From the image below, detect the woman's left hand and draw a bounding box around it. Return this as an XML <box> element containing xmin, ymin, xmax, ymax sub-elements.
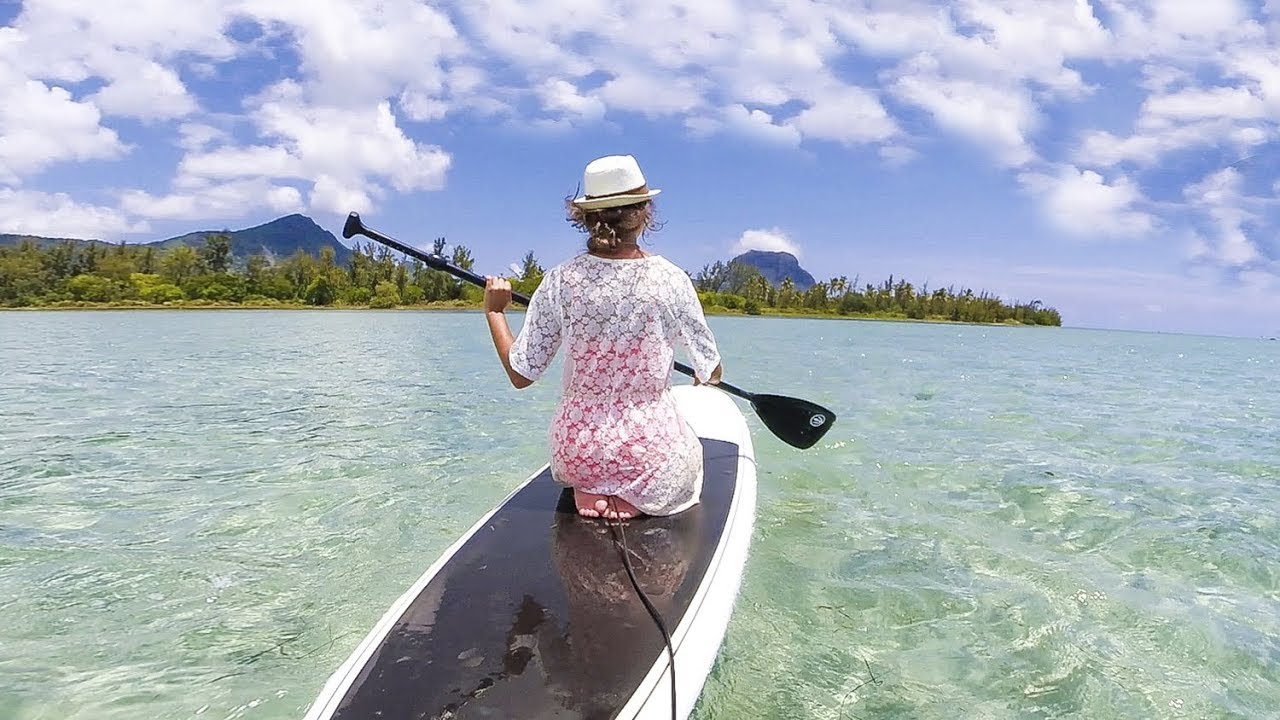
<box><xmin>484</xmin><ymin>276</ymin><xmax>513</xmax><ymax>313</ymax></box>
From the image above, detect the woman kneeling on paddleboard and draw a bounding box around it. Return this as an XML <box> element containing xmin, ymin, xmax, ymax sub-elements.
<box><xmin>483</xmin><ymin>154</ymin><xmax>724</xmax><ymax>521</ymax></box>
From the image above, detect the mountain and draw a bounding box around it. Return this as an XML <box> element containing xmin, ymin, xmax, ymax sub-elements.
<box><xmin>1</xmin><ymin>214</ymin><xmax>350</xmax><ymax>264</ymax></box>
<box><xmin>152</xmin><ymin>214</ymin><xmax>351</xmax><ymax>264</ymax></box>
<box><xmin>0</xmin><ymin>233</ymin><xmax>88</xmax><ymax>249</ymax></box>
<box><xmin>730</xmin><ymin>250</ymin><xmax>816</xmax><ymax>290</ymax></box>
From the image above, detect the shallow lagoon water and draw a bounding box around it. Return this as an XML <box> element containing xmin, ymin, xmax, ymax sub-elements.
<box><xmin>1</xmin><ymin>310</ymin><xmax>1277</xmax><ymax>719</ymax></box>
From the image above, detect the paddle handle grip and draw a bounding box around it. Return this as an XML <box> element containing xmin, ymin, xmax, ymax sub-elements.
<box><xmin>342</xmin><ymin>213</ymin><xmax>751</xmax><ymax>397</ymax></box>
<box><xmin>673</xmin><ymin>361</ymin><xmax>749</xmax><ymax>400</ymax></box>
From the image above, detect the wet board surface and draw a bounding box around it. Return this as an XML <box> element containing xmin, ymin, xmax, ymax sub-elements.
<box><xmin>326</xmin><ymin>438</ymin><xmax>742</xmax><ymax>720</ymax></box>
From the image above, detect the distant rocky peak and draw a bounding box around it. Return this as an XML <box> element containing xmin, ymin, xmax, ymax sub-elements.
<box><xmin>729</xmin><ymin>250</ymin><xmax>816</xmax><ymax>290</ymax></box>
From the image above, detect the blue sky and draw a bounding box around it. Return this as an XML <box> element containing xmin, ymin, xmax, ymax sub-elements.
<box><xmin>1</xmin><ymin>0</ymin><xmax>1278</xmax><ymax>337</ymax></box>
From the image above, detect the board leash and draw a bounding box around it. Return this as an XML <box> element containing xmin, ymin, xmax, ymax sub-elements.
<box><xmin>605</xmin><ymin>498</ymin><xmax>678</xmax><ymax>720</ymax></box>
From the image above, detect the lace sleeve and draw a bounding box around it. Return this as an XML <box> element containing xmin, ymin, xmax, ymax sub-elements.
<box><xmin>509</xmin><ymin>268</ymin><xmax>563</xmax><ymax>382</ymax></box>
<box><xmin>674</xmin><ymin>271</ymin><xmax>721</xmax><ymax>382</ymax></box>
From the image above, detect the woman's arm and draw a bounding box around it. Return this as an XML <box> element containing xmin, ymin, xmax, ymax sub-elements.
<box><xmin>674</xmin><ymin>274</ymin><xmax>723</xmax><ymax>384</ymax></box>
<box><xmin>485</xmin><ymin>277</ymin><xmax>534</xmax><ymax>389</ymax></box>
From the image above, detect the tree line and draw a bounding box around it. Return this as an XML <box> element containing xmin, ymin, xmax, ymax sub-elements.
<box><xmin>693</xmin><ymin>260</ymin><xmax>1062</xmax><ymax>326</ymax></box>
<box><xmin>0</xmin><ymin>233</ymin><xmax>1060</xmax><ymax>326</ymax></box>
<box><xmin>0</xmin><ymin>234</ymin><xmax>509</xmax><ymax>309</ymax></box>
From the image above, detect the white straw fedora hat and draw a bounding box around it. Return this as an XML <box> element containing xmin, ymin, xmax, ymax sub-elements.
<box><xmin>570</xmin><ymin>154</ymin><xmax>662</xmax><ymax>210</ymax></box>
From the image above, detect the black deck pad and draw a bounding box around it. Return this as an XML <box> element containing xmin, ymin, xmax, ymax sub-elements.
<box><xmin>329</xmin><ymin>438</ymin><xmax>742</xmax><ymax>720</ymax></box>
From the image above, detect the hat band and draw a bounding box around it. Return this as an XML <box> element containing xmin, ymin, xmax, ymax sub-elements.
<box><xmin>585</xmin><ymin>183</ymin><xmax>651</xmax><ymax>200</ymax></box>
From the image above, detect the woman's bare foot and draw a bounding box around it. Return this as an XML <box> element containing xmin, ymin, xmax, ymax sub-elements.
<box><xmin>602</xmin><ymin>496</ymin><xmax>642</xmax><ymax>521</ymax></box>
<box><xmin>574</xmin><ymin>489</ymin><xmax>608</xmax><ymax>518</ymax></box>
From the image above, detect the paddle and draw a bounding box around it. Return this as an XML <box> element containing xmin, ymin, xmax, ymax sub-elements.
<box><xmin>341</xmin><ymin>212</ymin><xmax>837</xmax><ymax>449</ymax></box>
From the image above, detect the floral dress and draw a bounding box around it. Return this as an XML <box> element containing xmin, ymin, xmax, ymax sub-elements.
<box><xmin>508</xmin><ymin>253</ymin><xmax>722</xmax><ymax>516</ymax></box>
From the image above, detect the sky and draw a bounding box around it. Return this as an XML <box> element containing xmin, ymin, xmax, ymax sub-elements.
<box><xmin>1</xmin><ymin>0</ymin><xmax>1278</xmax><ymax>337</ymax></box>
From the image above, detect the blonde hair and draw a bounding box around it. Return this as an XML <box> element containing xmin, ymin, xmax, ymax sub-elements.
<box><xmin>565</xmin><ymin>199</ymin><xmax>662</xmax><ymax>252</ymax></box>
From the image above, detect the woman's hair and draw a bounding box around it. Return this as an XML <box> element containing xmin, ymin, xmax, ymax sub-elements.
<box><xmin>565</xmin><ymin>199</ymin><xmax>663</xmax><ymax>253</ymax></box>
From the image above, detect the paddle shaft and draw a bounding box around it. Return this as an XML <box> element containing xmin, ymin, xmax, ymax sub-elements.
<box><xmin>343</xmin><ymin>214</ymin><xmax>754</xmax><ymax>401</ymax></box>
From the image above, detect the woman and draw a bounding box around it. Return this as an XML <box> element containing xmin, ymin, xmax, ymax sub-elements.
<box><xmin>483</xmin><ymin>154</ymin><xmax>723</xmax><ymax>520</ymax></box>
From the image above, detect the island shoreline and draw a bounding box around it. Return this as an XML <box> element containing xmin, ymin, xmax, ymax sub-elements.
<box><xmin>0</xmin><ymin>302</ymin><xmax>1058</xmax><ymax>328</ymax></box>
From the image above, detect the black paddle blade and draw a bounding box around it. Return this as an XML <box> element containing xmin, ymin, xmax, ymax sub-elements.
<box><xmin>749</xmin><ymin>394</ymin><xmax>836</xmax><ymax>449</ymax></box>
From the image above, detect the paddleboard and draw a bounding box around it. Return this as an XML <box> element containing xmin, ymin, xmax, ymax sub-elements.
<box><xmin>304</xmin><ymin>384</ymin><xmax>758</xmax><ymax>720</ymax></box>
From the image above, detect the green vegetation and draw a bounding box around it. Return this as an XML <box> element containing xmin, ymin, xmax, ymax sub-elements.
<box><xmin>0</xmin><ymin>234</ymin><xmax>489</xmax><ymax>310</ymax></box>
<box><xmin>0</xmin><ymin>233</ymin><xmax>1061</xmax><ymax>326</ymax></box>
<box><xmin>693</xmin><ymin>261</ymin><xmax>1062</xmax><ymax>326</ymax></box>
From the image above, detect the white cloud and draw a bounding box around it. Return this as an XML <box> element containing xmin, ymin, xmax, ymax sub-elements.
<box><xmin>1183</xmin><ymin>168</ymin><xmax>1263</xmax><ymax>267</ymax></box>
<box><xmin>121</xmin><ymin>179</ymin><xmax>304</xmax><ymax>221</ymax></box>
<box><xmin>0</xmin><ymin>0</ymin><xmax>232</xmax><ymax>125</ymax></box>
<box><xmin>399</xmin><ymin>65</ymin><xmax>511</xmax><ymax>122</ymax></box>
<box><xmin>453</xmin><ymin>0</ymin><xmax>601</xmax><ymax>75</ymax></box>
<box><xmin>1145</xmin><ymin>0</ymin><xmax>1251</xmax><ymax>40</ymax></box>
<box><xmin>1229</xmin><ymin>50</ymin><xmax>1280</xmax><ymax>117</ymax></box>
<box><xmin>0</xmin><ymin>189</ymin><xmax>148</xmax><ymax>239</ymax></box>
<box><xmin>1143</xmin><ymin>86</ymin><xmax>1267</xmax><ymax>121</ymax></box>
<box><xmin>89</xmin><ymin>59</ymin><xmax>197</xmax><ymax>121</ymax></box>
<box><xmin>1</xmin><ymin>0</ymin><xmax>461</xmax><ymax>217</ymax></box>
<box><xmin>1</xmin><ymin>0</ymin><xmax>1279</xmax><ymax>314</ymax></box>
<box><xmin>1076</xmin><ymin>119</ymin><xmax>1256</xmax><ymax>167</ymax></box>
<box><xmin>833</xmin><ymin>1</ymin><xmax>1108</xmax><ymax>97</ymax></box>
<box><xmin>448</xmin><ymin>0</ymin><xmax>904</xmax><ymax>151</ymax></box>
<box><xmin>177</xmin><ymin>123</ymin><xmax>231</xmax><ymax>152</ymax></box>
<box><xmin>891</xmin><ymin>63</ymin><xmax>1040</xmax><ymax>167</ymax></box>
<box><xmin>537</xmin><ymin>79</ymin><xmax>606</xmax><ymax>122</ymax></box>
<box><xmin>1019</xmin><ymin>165</ymin><xmax>1155</xmax><ymax>237</ymax></box>
<box><xmin>1100</xmin><ymin>0</ymin><xmax>1263</xmax><ymax>59</ymax></box>
<box><xmin>0</xmin><ymin>76</ymin><xmax>128</xmax><ymax>183</ymax></box>
<box><xmin>1138</xmin><ymin>64</ymin><xmax>1193</xmax><ymax>93</ymax></box>
<box><xmin>730</xmin><ymin>228</ymin><xmax>801</xmax><ymax>257</ymax></box>
<box><xmin>599</xmin><ymin>72</ymin><xmax>707</xmax><ymax>116</ymax></box>
<box><xmin>879</xmin><ymin>144</ymin><xmax>919</xmax><ymax>166</ymax></box>
<box><xmin>8</xmin><ymin>0</ymin><xmax>1255</xmax><ymax>207</ymax></box>
<box><xmin>151</xmin><ymin>83</ymin><xmax>451</xmax><ymax>218</ymax></box>
<box><xmin>725</xmin><ymin>106</ymin><xmax>803</xmax><ymax>146</ymax></box>
<box><xmin>252</xmin><ymin>87</ymin><xmax>451</xmax><ymax>194</ymax></box>
<box><xmin>240</xmin><ymin>0</ymin><xmax>465</xmax><ymax>109</ymax></box>
<box><xmin>179</xmin><ymin>146</ymin><xmax>301</xmax><ymax>181</ymax></box>
<box><xmin>787</xmin><ymin>85</ymin><xmax>899</xmax><ymax>145</ymax></box>
<box><xmin>309</xmin><ymin>176</ymin><xmax>374</xmax><ymax>215</ymax></box>
<box><xmin>6</xmin><ymin>0</ymin><xmax>236</xmax><ymax>66</ymax></box>
<box><xmin>688</xmin><ymin>105</ymin><xmax>802</xmax><ymax>146</ymax></box>
<box><xmin>398</xmin><ymin>93</ymin><xmax>451</xmax><ymax>123</ymax></box>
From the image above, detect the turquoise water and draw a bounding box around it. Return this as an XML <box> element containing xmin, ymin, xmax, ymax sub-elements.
<box><xmin>1</xmin><ymin>310</ymin><xmax>1277</xmax><ymax>719</ymax></box>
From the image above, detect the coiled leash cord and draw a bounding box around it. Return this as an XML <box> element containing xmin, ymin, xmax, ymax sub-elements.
<box><xmin>605</xmin><ymin>498</ymin><xmax>677</xmax><ymax>720</ymax></box>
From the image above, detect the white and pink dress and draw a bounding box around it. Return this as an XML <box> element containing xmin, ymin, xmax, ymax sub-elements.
<box><xmin>508</xmin><ymin>253</ymin><xmax>722</xmax><ymax>516</ymax></box>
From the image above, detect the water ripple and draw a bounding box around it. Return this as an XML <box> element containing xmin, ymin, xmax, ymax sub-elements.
<box><xmin>1</xmin><ymin>313</ymin><xmax>1277</xmax><ymax>718</ymax></box>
